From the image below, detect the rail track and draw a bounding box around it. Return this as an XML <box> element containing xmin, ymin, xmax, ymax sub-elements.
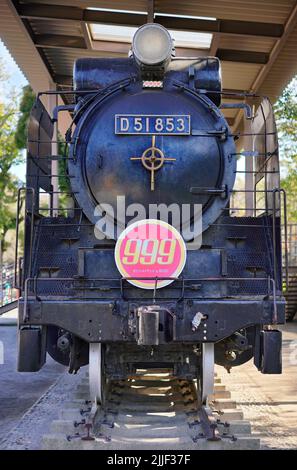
<box><xmin>42</xmin><ymin>369</ymin><xmax>260</xmax><ymax>450</ymax></box>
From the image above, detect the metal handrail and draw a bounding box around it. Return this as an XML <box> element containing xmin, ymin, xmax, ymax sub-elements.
<box><xmin>20</xmin><ymin>87</ymin><xmax>284</xmax><ymax>326</ymax></box>
<box><xmin>14</xmin><ymin>187</ymin><xmax>35</xmax><ymax>290</ymax></box>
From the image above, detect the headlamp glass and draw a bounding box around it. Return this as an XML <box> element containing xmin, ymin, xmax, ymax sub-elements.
<box><xmin>132</xmin><ymin>23</ymin><xmax>173</xmax><ymax>66</ymax></box>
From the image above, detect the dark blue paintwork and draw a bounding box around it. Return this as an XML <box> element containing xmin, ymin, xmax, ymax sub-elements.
<box><xmin>69</xmin><ymin>58</ymin><xmax>236</xmax><ymax>239</ymax></box>
<box><xmin>18</xmin><ymin>55</ymin><xmax>285</xmax><ymax>375</ymax></box>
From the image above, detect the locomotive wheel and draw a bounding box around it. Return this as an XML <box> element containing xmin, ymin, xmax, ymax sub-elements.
<box><xmin>89</xmin><ymin>343</ymin><xmax>108</xmax><ymax>408</ymax></box>
<box><xmin>196</xmin><ymin>343</ymin><xmax>215</xmax><ymax>406</ymax></box>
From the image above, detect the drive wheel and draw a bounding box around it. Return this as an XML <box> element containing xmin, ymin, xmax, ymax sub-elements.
<box><xmin>196</xmin><ymin>343</ymin><xmax>215</xmax><ymax>406</ymax></box>
<box><xmin>89</xmin><ymin>343</ymin><xmax>108</xmax><ymax>408</ymax></box>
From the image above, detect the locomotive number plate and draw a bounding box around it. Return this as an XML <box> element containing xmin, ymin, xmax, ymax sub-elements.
<box><xmin>115</xmin><ymin>114</ymin><xmax>191</xmax><ymax>135</ymax></box>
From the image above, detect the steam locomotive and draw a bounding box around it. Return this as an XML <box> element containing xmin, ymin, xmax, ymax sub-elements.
<box><xmin>17</xmin><ymin>23</ymin><xmax>285</xmax><ymax>406</ymax></box>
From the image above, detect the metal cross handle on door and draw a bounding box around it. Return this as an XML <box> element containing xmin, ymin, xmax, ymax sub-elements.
<box><xmin>130</xmin><ymin>135</ymin><xmax>176</xmax><ymax>190</ymax></box>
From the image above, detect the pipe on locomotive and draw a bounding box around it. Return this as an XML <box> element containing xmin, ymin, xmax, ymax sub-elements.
<box><xmin>131</xmin><ymin>23</ymin><xmax>175</xmax><ymax>78</ymax></box>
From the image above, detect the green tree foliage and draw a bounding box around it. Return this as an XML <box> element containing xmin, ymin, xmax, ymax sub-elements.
<box><xmin>13</xmin><ymin>85</ymin><xmax>71</xmax><ymax>207</ymax></box>
<box><xmin>274</xmin><ymin>77</ymin><xmax>297</xmax><ymax>222</ymax></box>
<box><xmin>0</xmin><ymin>58</ymin><xmax>25</xmax><ymax>265</ymax></box>
<box><xmin>12</xmin><ymin>85</ymin><xmax>70</xmax><ymax>213</ymax></box>
<box><xmin>14</xmin><ymin>85</ymin><xmax>35</xmax><ymax>150</ymax></box>
<box><xmin>58</xmin><ymin>134</ymin><xmax>71</xmax><ymax>194</ymax></box>
<box><xmin>0</xmin><ymin>94</ymin><xmax>21</xmax><ymax>258</ymax></box>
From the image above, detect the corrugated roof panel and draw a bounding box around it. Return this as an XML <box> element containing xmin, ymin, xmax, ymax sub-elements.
<box><xmin>20</xmin><ymin>0</ymin><xmax>295</xmax><ymax>23</ymax></box>
<box><xmin>30</xmin><ymin>18</ymin><xmax>84</xmax><ymax>36</ymax></box>
<box><xmin>221</xmin><ymin>62</ymin><xmax>262</xmax><ymax>90</ymax></box>
<box><xmin>156</xmin><ymin>0</ymin><xmax>295</xmax><ymax>23</ymax></box>
<box><xmin>44</xmin><ymin>47</ymin><xmax>126</xmax><ymax>75</ymax></box>
<box><xmin>259</xmin><ymin>22</ymin><xmax>297</xmax><ymax>101</ymax></box>
<box><xmin>218</xmin><ymin>35</ymin><xmax>276</xmax><ymax>53</ymax></box>
<box><xmin>21</xmin><ymin>0</ymin><xmax>148</xmax><ymax>12</ymax></box>
<box><xmin>0</xmin><ymin>0</ymin><xmax>52</xmax><ymax>91</ymax></box>
<box><xmin>1</xmin><ymin>0</ymin><xmax>297</xmax><ymax>107</ymax></box>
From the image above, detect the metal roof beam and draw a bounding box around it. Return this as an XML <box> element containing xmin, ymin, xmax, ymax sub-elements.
<box><xmin>252</xmin><ymin>2</ymin><xmax>297</xmax><ymax>92</ymax></box>
<box><xmin>17</xmin><ymin>3</ymin><xmax>284</xmax><ymax>38</ymax></box>
<box><xmin>209</xmin><ymin>33</ymin><xmax>220</xmax><ymax>56</ymax></box>
<box><xmin>232</xmin><ymin>1</ymin><xmax>297</xmax><ymax>133</ymax></box>
<box><xmin>54</xmin><ymin>74</ymin><xmax>73</xmax><ymax>86</ymax></box>
<box><xmin>147</xmin><ymin>0</ymin><xmax>154</xmax><ymax>23</ymax></box>
<box><xmin>34</xmin><ymin>34</ymin><xmax>87</xmax><ymax>49</ymax></box>
<box><xmin>81</xmin><ymin>21</ymin><xmax>93</xmax><ymax>50</ymax></box>
<box><xmin>226</xmin><ymin>117</ymin><xmax>235</xmax><ymax>126</ymax></box>
<box><xmin>33</xmin><ymin>34</ymin><xmax>269</xmax><ymax>64</ymax></box>
<box><xmin>216</xmin><ymin>49</ymin><xmax>269</xmax><ymax>64</ymax></box>
<box><xmin>18</xmin><ymin>4</ymin><xmax>146</xmax><ymax>24</ymax></box>
<box><xmin>159</xmin><ymin>16</ymin><xmax>283</xmax><ymax>38</ymax></box>
<box><xmin>92</xmin><ymin>40</ymin><xmax>130</xmax><ymax>54</ymax></box>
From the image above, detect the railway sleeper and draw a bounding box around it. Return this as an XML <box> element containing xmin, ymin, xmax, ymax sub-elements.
<box><xmin>42</xmin><ymin>370</ymin><xmax>259</xmax><ymax>450</ymax></box>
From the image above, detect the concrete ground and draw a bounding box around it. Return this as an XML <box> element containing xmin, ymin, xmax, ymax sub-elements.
<box><xmin>0</xmin><ymin>309</ymin><xmax>65</xmax><ymax>446</ymax></box>
<box><xmin>217</xmin><ymin>320</ymin><xmax>297</xmax><ymax>449</ymax></box>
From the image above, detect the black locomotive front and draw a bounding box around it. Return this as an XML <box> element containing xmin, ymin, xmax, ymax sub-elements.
<box><xmin>17</xmin><ymin>24</ymin><xmax>285</xmax><ymax>405</ymax></box>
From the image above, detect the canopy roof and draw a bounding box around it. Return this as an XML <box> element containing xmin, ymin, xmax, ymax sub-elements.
<box><xmin>1</xmin><ymin>0</ymin><xmax>297</xmax><ymax>129</ymax></box>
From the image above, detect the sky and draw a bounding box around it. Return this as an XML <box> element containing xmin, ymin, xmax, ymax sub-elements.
<box><xmin>0</xmin><ymin>40</ymin><xmax>27</xmax><ymax>89</ymax></box>
<box><xmin>0</xmin><ymin>40</ymin><xmax>27</xmax><ymax>182</ymax></box>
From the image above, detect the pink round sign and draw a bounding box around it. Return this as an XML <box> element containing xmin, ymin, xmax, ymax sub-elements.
<box><xmin>114</xmin><ymin>219</ymin><xmax>187</xmax><ymax>289</ymax></box>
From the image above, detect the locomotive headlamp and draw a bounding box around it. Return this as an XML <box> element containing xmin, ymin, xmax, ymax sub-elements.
<box><xmin>132</xmin><ymin>23</ymin><xmax>173</xmax><ymax>69</ymax></box>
